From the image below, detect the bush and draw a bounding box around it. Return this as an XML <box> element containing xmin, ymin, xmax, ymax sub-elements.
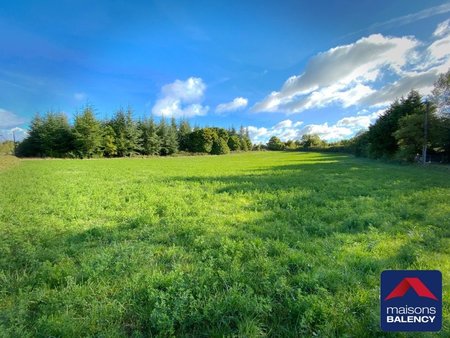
<box><xmin>211</xmin><ymin>138</ymin><xmax>230</xmax><ymax>155</ymax></box>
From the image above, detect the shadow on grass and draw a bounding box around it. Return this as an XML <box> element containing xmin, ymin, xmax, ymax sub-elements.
<box><xmin>3</xmin><ymin>154</ymin><xmax>449</xmax><ymax>336</ymax></box>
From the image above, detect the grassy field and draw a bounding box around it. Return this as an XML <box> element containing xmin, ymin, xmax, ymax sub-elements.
<box><xmin>0</xmin><ymin>152</ymin><xmax>449</xmax><ymax>337</ymax></box>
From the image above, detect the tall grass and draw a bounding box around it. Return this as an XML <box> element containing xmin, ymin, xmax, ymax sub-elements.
<box><xmin>0</xmin><ymin>152</ymin><xmax>449</xmax><ymax>336</ymax></box>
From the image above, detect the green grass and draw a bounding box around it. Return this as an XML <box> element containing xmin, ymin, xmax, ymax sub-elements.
<box><xmin>0</xmin><ymin>152</ymin><xmax>449</xmax><ymax>337</ymax></box>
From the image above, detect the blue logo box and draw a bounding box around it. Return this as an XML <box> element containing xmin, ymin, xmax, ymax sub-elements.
<box><xmin>380</xmin><ymin>270</ymin><xmax>442</xmax><ymax>332</ymax></box>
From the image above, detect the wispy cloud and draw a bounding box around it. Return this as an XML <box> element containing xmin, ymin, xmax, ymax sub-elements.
<box><xmin>433</xmin><ymin>19</ymin><xmax>450</xmax><ymax>37</ymax></box>
<box><xmin>215</xmin><ymin>97</ymin><xmax>248</xmax><ymax>114</ymax></box>
<box><xmin>340</xmin><ymin>3</ymin><xmax>450</xmax><ymax>41</ymax></box>
<box><xmin>369</xmin><ymin>3</ymin><xmax>450</xmax><ymax>32</ymax></box>
<box><xmin>74</xmin><ymin>92</ymin><xmax>87</xmax><ymax>101</ymax></box>
<box><xmin>152</xmin><ymin>77</ymin><xmax>209</xmax><ymax>118</ymax></box>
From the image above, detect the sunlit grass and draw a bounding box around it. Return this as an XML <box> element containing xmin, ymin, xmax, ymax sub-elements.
<box><xmin>0</xmin><ymin>152</ymin><xmax>449</xmax><ymax>336</ymax></box>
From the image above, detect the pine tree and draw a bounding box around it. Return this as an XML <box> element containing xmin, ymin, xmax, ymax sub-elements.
<box><xmin>238</xmin><ymin>125</ymin><xmax>252</xmax><ymax>151</ymax></box>
<box><xmin>139</xmin><ymin>117</ymin><xmax>161</xmax><ymax>155</ymax></box>
<box><xmin>73</xmin><ymin>105</ymin><xmax>101</xmax><ymax>158</ymax></box>
<box><xmin>102</xmin><ymin>124</ymin><xmax>117</xmax><ymax>157</ymax></box>
<box><xmin>177</xmin><ymin>119</ymin><xmax>191</xmax><ymax>151</ymax></box>
<box><xmin>39</xmin><ymin>112</ymin><xmax>74</xmax><ymax>157</ymax></box>
<box><xmin>228</xmin><ymin>135</ymin><xmax>241</xmax><ymax>151</ymax></box>
<box><xmin>158</xmin><ymin>117</ymin><xmax>178</xmax><ymax>155</ymax></box>
<box><xmin>167</xmin><ymin>117</ymin><xmax>179</xmax><ymax>154</ymax></box>
<box><xmin>109</xmin><ymin>109</ymin><xmax>127</xmax><ymax>157</ymax></box>
<box><xmin>109</xmin><ymin>108</ymin><xmax>142</xmax><ymax>156</ymax></box>
<box><xmin>16</xmin><ymin>114</ymin><xmax>45</xmax><ymax>157</ymax></box>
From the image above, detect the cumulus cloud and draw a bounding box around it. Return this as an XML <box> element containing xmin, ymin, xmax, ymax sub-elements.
<box><xmin>361</xmin><ymin>70</ymin><xmax>438</xmax><ymax>106</ymax></box>
<box><xmin>152</xmin><ymin>77</ymin><xmax>209</xmax><ymax>118</ymax></box>
<box><xmin>215</xmin><ymin>97</ymin><xmax>248</xmax><ymax>114</ymax></box>
<box><xmin>252</xmin><ymin>34</ymin><xmax>418</xmax><ymax>114</ymax></box>
<box><xmin>0</xmin><ymin>109</ymin><xmax>27</xmax><ymax>128</ymax></box>
<box><xmin>248</xmin><ymin>110</ymin><xmax>384</xmax><ymax>143</ymax></box>
<box><xmin>299</xmin><ymin>123</ymin><xmax>354</xmax><ymax>140</ymax></box>
<box><xmin>247</xmin><ymin>119</ymin><xmax>303</xmax><ymax>144</ymax></box>
<box><xmin>336</xmin><ymin>110</ymin><xmax>383</xmax><ymax>129</ymax></box>
<box><xmin>253</xmin><ymin>20</ymin><xmax>450</xmax><ymax>114</ymax></box>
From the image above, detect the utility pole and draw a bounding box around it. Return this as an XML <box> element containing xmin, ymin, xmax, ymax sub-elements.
<box><xmin>12</xmin><ymin>130</ymin><xmax>17</xmax><ymax>155</ymax></box>
<box><xmin>422</xmin><ymin>100</ymin><xmax>429</xmax><ymax>165</ymax></box>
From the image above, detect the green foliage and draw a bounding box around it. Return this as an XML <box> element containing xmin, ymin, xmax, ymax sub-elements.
<box><xmin>300</xmin><ymin>134</ymin><xmax>325</xmax><ymax>149</ymax></box>
<box><xmin>73</xmin><ymin>105</ymin><xmax>102</xmax><ymax>158</ymax></box>
<box><xmin>188</xmin><ymin>128</ymin><xmax>217</xmax><ymax>153</ymax></box>
<box><xmin>101</xmin><ymin>125</ymin><xmax>117</xmax><ymax>157</ymax></box>
<box><xmin>211</xmin><ymin>137</ymin><xmax>230</xmax><ymax>155</ymax></box>
<box><xmin>320</xmin><ymin>80</ymin><xmax>450</xmax><ymax>163</ymax></box>
<box><xmin>267</xmin><ymin>136</ymin><xmax>285</xmax><ymax>150</ymax></box>
<box><xmin>368</xmin><ymin>91</ymin><xmax>423</xmax><ymax>159</ymax></box>
<box><xmin>284</xmin><ymin>139</ymin><xmax>298</xmax><ymax>150</ymax></box>
<box><xmin>350</xmin><ymin>130</ymin><xmax>370</xmax><ymax>157</ymax></box>
<box><xmin>108</xmin><ymin>108</ymin><xmax>142</xmax><ymax>157</ymax></box>
<box><xmin>240</xmin><ymin>136</ymin><xmax>252</xmax><ymax>151</ymax></box>
<box><xmin>239</xmin><ymin>126</ymin><xmax>252</xmax><ymax>151</ymax></box>
<box><xmin>138</xmin><ymin>117</ymin><xmax>161</xmax><ymax>156</ymax></box>
<box><xmin>177</xmin><ymin>119</ymin><xmax>192</xmax><ymax>151</ymax></box>
<box><xmin>16</xmin><ymin>112</ymin><xmax>73</xmax><ymax>157</ymax></box>
<box><xmin>157</xmin><ymin>118</ymin><xmax>178</xmax><ymax>156</ymax></box>
<box><xmin>1</xmin><ymin>152</ymin><xmax>449</xmax><ymax>336</ymax></box>
<box><xmin>434</xmin><ymin>115</ymin><xmax>450</xmax><ymax>160</ymax></box>
<box><xmin>393</xmin><ymin>110</ymin><xmax>428</xmax><ymax>161</ymax></box>
<box><xmin>16</xmin><ymin>107</ymin><xmax>253</xmax><ymax>158</ymax></box>
<box><xmin>432</xmin><ymin>70</ymin><xmax>450</xmax><ymax>161</ymax></box>
<box><xmin>227</xmin><ymin>135</ymin><xmax>241</xmax><ymax>151</ymax></box>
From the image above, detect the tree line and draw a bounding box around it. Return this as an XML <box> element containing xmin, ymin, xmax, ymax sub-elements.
<box><xmin>267</xmin><ymin>70</ymin><xmax>450</xmax><ymax>163</ymax></box>
<box><xmin>16</xmin><ymin>108</ymin><xmax>253</xmax><ymax>158</ymax></box>
<box><xmin>11</xmin><ymin>69</ymin><xmax>450</xmax><ymax>161</ymax></box>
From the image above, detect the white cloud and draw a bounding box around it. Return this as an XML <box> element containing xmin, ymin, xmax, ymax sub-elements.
<box><xmin>361</xmin><ymin>70</ymin><xmax>438</xmax><ymax>106</ymax></box>
<box><xmin>248</xmin><ymin>110</ymin><xmax>384</xmax><ymax>143</ymax></box>
<box><xmin>215</xmin><ymin>97</ymin><xmax>248</xmax><ymax>114</ymax></box>
<box><xmin>336</xmin><ymin>110</ymin><xmax>382</xmax><ymax>129</ymax></box>
<box><xmin>300</xmin><ymin>123</ymin><xmax>354</xmax><ymax>140</ymax></box>
<box><xmin>152</xmin><ymin>77</ymin><xmax>209</xmax><ymax>118</ymax></box>
<box><xmin>0</xmin><ymin>109</ymin><xmax>27</xmax><ymax>128</ymax></box>
<box><xmin>0</xmin><ymin>127</ymin><xmax>28</xmax><ymax>141</ymax></box>
<box><xmin>252</xmin><ymin>34</ymin><xmax>418</xmax><ymax>114</ymax></box>
<box><xmin>433</xmin><ymin>19</ymin><xmax>450</xmax><ymax>37</ymax></box>
<box><xmin>253</xmin><ymin>21</ymin><xmax>450</xmax><ymax>115</ymax></box>
<box><xmin>248</xmin><ymin>119</ymin><xmax>302</xmax><ymax>143</ymax></box>
<box><xmin>428</xmin><ymin>34</ymin><xmax>450</xmax><ymax>63</ymax></box>
<box><xmin>369</xmin><ymin>3</ymin><xmax>450</xmax><ymax>32</ymax></box>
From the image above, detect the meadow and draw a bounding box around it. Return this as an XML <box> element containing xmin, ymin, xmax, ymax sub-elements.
<box><xmin>0</xmin><ymin>152</ymin><xmax>449</xmax><ymax>337</ymax></box>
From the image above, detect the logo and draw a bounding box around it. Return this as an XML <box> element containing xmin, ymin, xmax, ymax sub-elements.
<box><xmin>381</xmin><ymin>270</ymin><xmax>442</xmax><ymax>332</ymax></box>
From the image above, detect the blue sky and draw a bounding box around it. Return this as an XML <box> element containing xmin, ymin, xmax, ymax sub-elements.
<box><xmin>1</xmin><ymin>0</ymin><xmax>450</xmax><ymax>142</ymax></box>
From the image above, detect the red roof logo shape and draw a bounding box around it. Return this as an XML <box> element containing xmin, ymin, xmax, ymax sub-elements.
<box><xmin>385</xmin><ymin>277</ymin><xmax>438</xmax><ymax>301</ymax></box>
